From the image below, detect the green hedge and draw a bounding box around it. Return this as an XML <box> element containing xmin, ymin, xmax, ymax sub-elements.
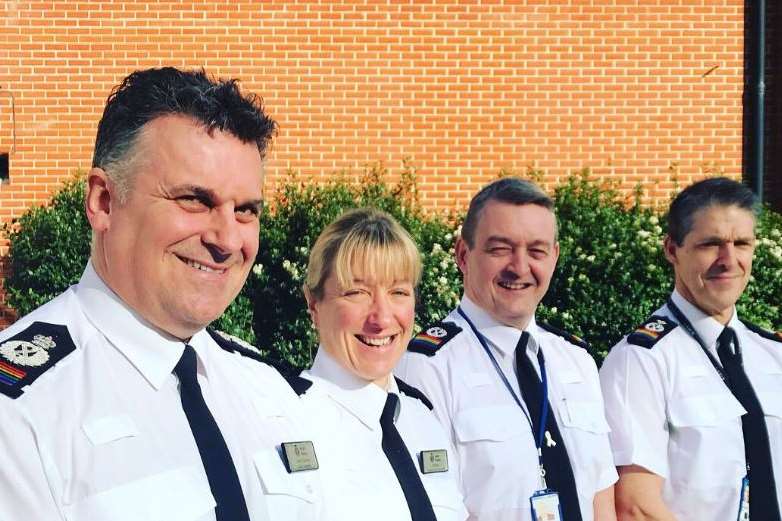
<box><xmin>4</xmin><ymin>169</ymin><xmax>781</xmax><ymax>369</ymax></box>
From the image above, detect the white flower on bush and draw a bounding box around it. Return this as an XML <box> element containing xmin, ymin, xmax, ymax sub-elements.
<box><xmin>649</xmin><ymin>215</ymin><xmax>659</xmax><ymax>225</ymax></box>
<box><xmin>586</xmin><ymin>255</ymin><xmax>595</xmax><ymax>263</ymax></box>
<box><xmin>282</xmin><ymin>259</ymin><xmax>303</xmax><ymax>281</ymax></box>
<box><xmin>637</xmin><ymin>230</ymin><xmax>651</xmax><ymax>239</ymax></box>
<box><xmin>252</xmin><ymin>264</ymin><xmax>264</xmax><ymax>277</ymax></box>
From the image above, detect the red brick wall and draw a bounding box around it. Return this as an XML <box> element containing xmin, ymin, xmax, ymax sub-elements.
<box><xmin>0</xmin><ymin>0</ymin><xmax>745</xmax><ymax>323</ymax></box>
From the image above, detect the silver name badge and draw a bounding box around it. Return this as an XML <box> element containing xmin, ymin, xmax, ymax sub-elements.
<box><xmin>419</xmin><ymin>449</ymin><xmax>449</xmax><ymax>474</ymax></box>
<box><xmin>281</xmin><ymin>441</ymin><xmax>319</xmax><ymax>473</ymax></box>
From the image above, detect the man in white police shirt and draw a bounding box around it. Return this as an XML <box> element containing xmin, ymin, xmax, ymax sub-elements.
<box><xmin>0</xmin><ymin>68</ymin><xmax>323</xmax><ymax>521</ymax></box>
<box><xmin>600</xmin><ymin>177</ymin><xmax>782</xmax><ymax>521</ymax></box>
<box><xmin>396</xmin><ymin>177</ymin><xmax>617</xmax><ymax>521</ymax></box>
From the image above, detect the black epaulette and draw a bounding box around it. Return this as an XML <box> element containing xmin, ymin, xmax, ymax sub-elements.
<box><xmin>742</xmin><ymin>320</ymin><xmax>782</xmax><ymax>344</ymax></box>
<box><xmin>207</xmin><ymin>328</ymin><xmax>264</xmax><ymax>362</ymax></box>
<box><xmin>407</xmin><ymin>321</ymin><xmax>462</xmax><ymax>357</ymax></box>
<box><xmin>207</xmin><ymin>328</ymin><xmax>312</xmax><ymax>395</ymax></box>
<box><xmin>538</xmin><ymin>321</ymin><xmax>590</xmax><ymax>350</ymax></box>
<box><xmin>395</xmin><ymin>376</ymin><xmax>433</xmax><ymax>410</ymax></box>
<box><xmin>626</xmin><ymin>315</ymin><xmax>678</xmax><ymax>349</ymax></box>
<box><xmin>0</xmin><ymin>322</ymin><xmax>76</xmax><ymax>399</ymax></box>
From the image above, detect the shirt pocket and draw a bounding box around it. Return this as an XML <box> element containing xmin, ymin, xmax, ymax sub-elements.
<box><xmin>253</xmin><ymin>448</ymin><xmax>318</xmax><ymax>519</ymax></box>
<box><xmin>453</xmin><ymin>406</ymin><xmax>525</xmax><ymax>443</ymax></box>
<box><xmin>63</xmin><ymin>466</ymin><xmax>215</xmax><ymax>521</ymax></box>
<box><xmin>668</xmin><ymin>394</ymin><xmax>746</xmax><ymax>427</ymax></box>
<box><xmin>559</xmin><ymin>399</ymin><xmax>611</xmax><ymax>434</ymax></box>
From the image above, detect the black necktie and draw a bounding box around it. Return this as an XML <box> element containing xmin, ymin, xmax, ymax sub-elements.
<box><xmin>515</xmin><ymin>332</ymin><xmax>583</xmax><ymax>521</ymax></box>
<box><xmin>379</xmin><ymin>393</ymin><xmax>437</xmax><ymax>521</ymax></box>
<box><xmin>174</xmin><ymin>345</ymin><xmax>251</xmax><ymax>521</ymax></box>
<box><xmin>717</xmin><ymin>327</ymin><xmax>781</xmax><ymax>521</ymax></box>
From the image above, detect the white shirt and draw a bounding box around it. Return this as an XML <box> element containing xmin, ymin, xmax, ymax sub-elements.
<box><xmin>301</xmin><ymin>348</ymin><xmax>467</xmax><ymax>521</ymax></box>
<box><xmin>395</xmin><ymin>296</ymin><xmax>617</xmax><ymax>521</ymax></box>
<box><xmin>0</xmin><ymin>263</ymin><xmax>323</xmax><ymax>521</ymax></box>
<box><xmin>599</xmin><ymin>290</ymin><xmax>782</xmax><ymax>520</ymax></box>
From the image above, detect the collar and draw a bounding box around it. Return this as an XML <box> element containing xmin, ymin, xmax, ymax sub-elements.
<box><xmin>304</xmin><ymin>348</ymin><xmax>398</xmax><ymax>431</ymax></box>
<box><xmin>75</xmin><ymin>261</ymin><xmax>198</xmax><ymax>390</ymax></box>
<box><xmin>458</xmin><ymin>295</ymin><xmax>540</xmax><ymax>359</ymax></box>
<box><xmin>670</xmin><ymin>289</ymin><xmax>741</xmax><ymax>352</ymax></box>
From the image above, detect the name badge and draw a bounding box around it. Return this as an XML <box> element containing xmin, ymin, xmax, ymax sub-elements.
<box><xmin>280</xmin><ymin>441</ymin><xmax>319</xmax><ymax>473</ymax></box>
<box><xmin>530</xmin><ymin>489</ymin><xmax>563</xmax><ymax>521</ymax></box>
<box><xmin>419</xmin><ymin>449</ymin><xmax>448</xmax><ymax>474</ymax></box>
<box><xmin>737</xmin><ymin>475</ymin><xmax>749</xmax><ymax>521</ymax></box>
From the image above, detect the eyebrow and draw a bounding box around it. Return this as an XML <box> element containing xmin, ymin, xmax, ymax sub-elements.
<box><xmin>485</xmin><ymin>236</ymin><xmax>553</xmax><ymax>248</ymax></box>
<box><xmin>698</xmin><ymin>234</ymin><xmax>756</xmax><ymax>244</ymax></box>
<box><xmin>173</xmin><ymin>184</ymin><xmax>263</xmax><ymax>212</ymax></box>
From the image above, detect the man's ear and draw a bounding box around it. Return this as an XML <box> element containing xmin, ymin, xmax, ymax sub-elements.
<box><xmin>663</xmin><ymin>235</ymin><xmax>678</xmax><ymax>266</ymax></box>
<box><xmin>85</xmin><ymin>168</ymin><xmax>113</xmax><ymax>232</ymax></box>
<box><xmin>454</xmin><ymin>237</ymin><xmax>470</xmax><ymax>274</ymax></box>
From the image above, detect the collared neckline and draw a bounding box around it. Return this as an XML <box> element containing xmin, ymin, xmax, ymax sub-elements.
<box><xmin>304</xmin><ymin>348</ymin><xmax>399</xmax><ymax>431</ymax></box>
<box><xmin>75</xmin><ymin>261</ymin><xmax>197</xmax><ymax>391</ymax></box>
<box><xmin>458</xmin><ymin>295</ymin><xmax>540</xmax><ymax>358</ymax></box>
<box><xmin>670</xmin><ymin>289</ymin><xmax>741</xmax><ymax>354</ymax></box>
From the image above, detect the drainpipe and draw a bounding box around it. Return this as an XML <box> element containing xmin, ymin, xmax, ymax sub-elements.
<box><xmin>744</xmin><ymin>0</ymin><xmax>765</xmax><ymax>203</ymax></box>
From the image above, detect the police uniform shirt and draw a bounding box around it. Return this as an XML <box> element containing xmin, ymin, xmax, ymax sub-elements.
<box><xmin>599</xmin><ymin>289</ymin><xmax>782</xmax><ymax>519</ymax></box>
<box><xmin>395</xmin><ymin>296</ymin><xmax>617</xmax><ymax>521</ymax></box>
<box><xmin>300</xmin><ymin>348</ymin><xmax>468</xmax><ymax>521</ymax></box>
<box><xmin>0</xmin><ymin>262</ymin><xmax>323</xmax><ymax>521</ymax></box>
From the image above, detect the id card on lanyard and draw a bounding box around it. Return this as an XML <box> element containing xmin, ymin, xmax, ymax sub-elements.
<box><xmin>457</xmin><ymin>306</ymin><xmax>562</xmax><ymax>516</ymax></box>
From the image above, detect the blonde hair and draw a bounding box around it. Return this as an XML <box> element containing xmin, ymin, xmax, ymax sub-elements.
<box><xmin>304</xmin><ymin>208</ymin><xmax>422</xmax><ymax>300</ymax></box>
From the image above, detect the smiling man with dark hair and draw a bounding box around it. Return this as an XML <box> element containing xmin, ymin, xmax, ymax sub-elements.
<box><xmin>600</xmin><ymin>176</ymin><xmax>782</xmax><ymax>521</ymax></box>
<box><xmin>397</xmin><ymin>177</ymin><xmax>617</xmax><ymax>521</ymax></box>
<box><xmin>0</xmin><ymin>68</ymin><xmax>323</xmax><ymax>521</ymax></box>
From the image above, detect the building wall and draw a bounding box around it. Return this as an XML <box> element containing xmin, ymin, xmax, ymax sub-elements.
<box><xmin>0</xmin><ymin>0</ymin><xmax>745</xmax><ymax>323</ymax></box>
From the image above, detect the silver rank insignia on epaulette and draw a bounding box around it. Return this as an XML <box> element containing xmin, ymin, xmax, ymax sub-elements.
<box><xmin>213</xmin><ymin>330</ymin><xmax>263</xmax><ymax>356</ymax></box>
<box><xmin>0</xmin><ymin>334</ymin><xmax>57</xmax><ymax>367</ymax></box>
<box><xmin>0</xmin><ymin>322</ymin><xmax>77</xmax><ymax>399</ymax></box>
<box><xmin>627</xmin><ymin>315</ymin><xmax>677</xmax><ymax>349</ymax></box>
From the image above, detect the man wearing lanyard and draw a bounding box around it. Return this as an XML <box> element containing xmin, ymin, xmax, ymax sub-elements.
<box><xmin>396</xmin><ymin>177</ymin><xmax>618</xmax><ymax>521</ymax></box>
<box><xmin>600</xmin><ymin>177</ymin><xmax>782</xmax><ymax>520</ymax></box>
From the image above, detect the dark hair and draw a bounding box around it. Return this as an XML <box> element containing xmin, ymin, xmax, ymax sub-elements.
<box><xmin>667</xmin><ymin>177</ymin><xmax>758</xmax><ymax>245</ymax></box>
<box><xmin>92</xmin><ymin>67</ymin><xmax>277</xmax><ymax>197</ymax></box>
<box><xmin>461</xmin><ymin>177</ymin><xmax>555</xmax><ymax>248</ymax></box>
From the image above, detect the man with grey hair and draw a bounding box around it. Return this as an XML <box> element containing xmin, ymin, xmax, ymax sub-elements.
<box><xmin>396</xmin><ymin>177</ymin><xmax>617</xmax><ymax>521</ymax></box>
<box><xmin>600</xmin><ymin>177</ymin><xmax>782</xmax><ymax>520</ymax></box>
<box><xmin>0</xmin><ymin>68</ymin><xmax>323</xmax><ymax>520</ymax></box>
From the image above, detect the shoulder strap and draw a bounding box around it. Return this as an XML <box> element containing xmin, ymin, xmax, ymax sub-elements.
<box><xmin>0</xmin><ymin>322</ymin><xmax>77</xmax><ymax>399</ymax></box>
<box><xmin>741</xmin><ymin>320</ymin><xmax>782</xmax><ymax>344</ymax></box>
<box><xmin>395</xmin><ymin>376</ymin><xmax>433</xmax><ymax>410</ymax></box>
<box><xmin>407</xmin><ymin>321</ymin><xmax>462</xmax><ymax>357</ymax></box>
<box><xmin>626</xmin><ymin>315</ymin><xmax>678</xmax><ymax>349</ymax></box>
<box><xmin>206</xmin><ymin>328</ymin><xmax>312</xmax><ymax>395</ymax></box>
<box><xmin>537</xmin><ymin>321</ymin><xmax>590</xmax><ymax>350</ymax></box>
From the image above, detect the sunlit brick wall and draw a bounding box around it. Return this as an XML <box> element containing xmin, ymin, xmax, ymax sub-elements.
<box><xmin>0</xmin><ymin>0</ymin><xmax>745</xmax><ymax>325</ymax></box>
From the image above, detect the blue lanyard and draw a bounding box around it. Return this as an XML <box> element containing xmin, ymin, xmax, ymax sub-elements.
<box><xmin>457</xmin><ymin>306</ymin><xmax>550</xmax><ymax>457</ymax></box>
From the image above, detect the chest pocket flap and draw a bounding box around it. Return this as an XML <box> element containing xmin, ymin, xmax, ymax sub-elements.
<box><xmin>63</xmin><ymin>466</ymin><xmax>215</xmax><ymax>521</ymax></box>
<box><xmin>559</xmin><ymin>399</ymin><xmax>611</xmax><ymax>433</ymax></box>
<box><xmin>253</xmin><ymin>449</ymin><xmax>317</xmax><ymax>503</ymax></box>
<box><xmin>454</xmin><ymin>406</ymin><xmax>525</xmax><ymax>443</ymax></box>
<box><xmin>669</xmin><ymin>394</ymin><xmax>746</xmax><ymax>427</ymax></box>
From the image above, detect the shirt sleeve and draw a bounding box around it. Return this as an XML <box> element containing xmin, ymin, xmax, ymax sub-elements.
<box><xmin>0</xmin><ymin>399</ymin><xmax>64</xmax><ymax>521</ymax></box>
<box><xmin>599</xmin><ymin>341</ymin><xmax>671</xmax><ymax>479</ymax></box>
